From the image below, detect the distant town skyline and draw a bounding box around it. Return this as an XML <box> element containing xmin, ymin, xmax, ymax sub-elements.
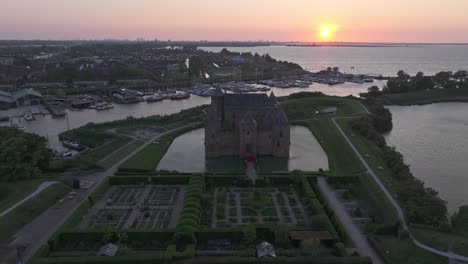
<box><xmin>2</xmin><ymin>0</ymin><xmax>468</xmax><ymax>43</ymax></box>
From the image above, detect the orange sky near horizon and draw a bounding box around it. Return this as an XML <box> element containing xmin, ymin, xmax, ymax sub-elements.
<box><xmin>1</xmin><ymin>0</ymin><xmax>468</xmax><ymax>42</ymax></box>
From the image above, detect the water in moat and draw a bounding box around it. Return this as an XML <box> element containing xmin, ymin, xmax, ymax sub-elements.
<box><xmin>157</xmin><ymin>126</ymin><xmax>329</xmax><ymax>173</ymax></box>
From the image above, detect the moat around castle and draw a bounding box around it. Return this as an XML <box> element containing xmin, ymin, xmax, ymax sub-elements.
<box><xmin>157</xmin><ymin>126</ymin><xmax>329</xmax><ymax>173</ymax></box>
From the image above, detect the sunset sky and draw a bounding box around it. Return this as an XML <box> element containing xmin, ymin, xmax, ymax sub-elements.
<box><xmin>2</xmin><ymin>0</ymin><xmax>468</xmax><ymax>42</ymax></box>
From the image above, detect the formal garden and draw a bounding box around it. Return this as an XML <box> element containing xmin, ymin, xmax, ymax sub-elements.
<box><xmin>29</xmin><ymin>173</ymin><xmax>375</xmax><ymax>264</ymax></box>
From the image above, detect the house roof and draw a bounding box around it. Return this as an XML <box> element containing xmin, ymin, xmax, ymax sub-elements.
<box><xmin>256</xmin><ymin>241</ymin><xmax>276</xmax><ymax>258</ymax></box>
<box><xmin>13</xmin><ymin>88</ymin><xmax>43</xmax><ymax>99</ymax></box>
<box><xmin>0</xmin><ymin>91</ymin><xmax>15</xmax><ymax>103</ymax></box>
<box><xmin>289</xmin><ymin>231</ymin><xmax>333</xmax><ymax>241</ymax></box>
<box><xmin>97</xmin><ymin>243</ymin><xmax>119</xmax><ymax>257</ymax></box>
<box><xmin>224</xmin><ymin>93</ymin><xmax>274</xmax><ymax>108</ymax></box>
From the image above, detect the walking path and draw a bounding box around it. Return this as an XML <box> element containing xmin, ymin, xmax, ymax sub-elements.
<box><xmin>0</xmin><ymin>181</ymin><xmax>58</xmax><ymax>218</ymax></box>
<box><xmin>331</xmin><ymin>117</ymin><xmax>468</xmax><ymax>263</ymax></box>
<box><xmin>246</xmin><ymin>162</ymin><xmax>256</xmax><ymax>183</ymax></box>
<box><xmin>317</xmin><ymin>177</ymin><xmax>383</xmax><ymax>264</ymax></box>
<box><xmin>2</xmin><ymin>122</ymin><xmax>201</xmax><ymax>262</ymax></box>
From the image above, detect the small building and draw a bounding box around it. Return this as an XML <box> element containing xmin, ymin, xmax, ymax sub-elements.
<box><xmin>256</xmin><ymin>241</ymin><xmax>276</xmax><ymax>258</ymax></box>
<box><xmin>289</xmin><ymin>231</ymin><xmax>334</xmax><ymax>247</ymax></box>
<box><xmin>12</xmin><ymin>88</ymin><xmax>43</xmax><ymax>106</ymax></box>
<box><xmin>0</xmin><ymin>91</ymin><xmax>16</xmax><ymax>110</ymax></box>
<box><xmin>97</xmin><ymin>243</ymin><xmax>119</xmax><ymax>257</ymax></box>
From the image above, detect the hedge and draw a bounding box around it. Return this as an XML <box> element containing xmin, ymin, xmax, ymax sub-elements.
<box><xmin>31</xmin><ymin>255</ymin><xmax>165</xmax><ymax>264</ymax></box>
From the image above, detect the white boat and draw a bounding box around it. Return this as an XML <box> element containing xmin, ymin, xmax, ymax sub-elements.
<box><xmin>144</xmin><ymin>95</ymin><xmax>164</xmax><ymax>102</ymax></box>
<box><xmin>95</xmin><ymin>103</ymin><xmax>114</xmax><ymax>111</ymax></box>
<box><xmin>61</xmin><ymin>150</ymin><xmax>73</xmax><ymax>158</ymax></box>
<box><xmin>24</xmin><ymin>113</ymin><xmax>35</xmax><ymax>121</ymax></box>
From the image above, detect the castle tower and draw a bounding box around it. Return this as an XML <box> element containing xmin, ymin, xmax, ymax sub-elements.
<box><xmin>212</xmin><ymin>87</ymin><xmax>225</xmax><ymax>120</ymax></box>
<box><xmin>239</xmin><ymin>114</ymin><xmax>258</xmax><ymax>159</ymax></box>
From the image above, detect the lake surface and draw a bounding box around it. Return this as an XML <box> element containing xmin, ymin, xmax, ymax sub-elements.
<box><xmin>386</xmin><ymin>103</ymin><xmax>468</xmax><ymax>213</ymax></box>
<box><xmin>202</xmin><ymin>45</ymin><xmax>468</xmax><ymax>76</ymax></box>
<box><xmin>157</xmin><ymin>126</ymin><xmax>329</xmax><ymax>173</ymax></box>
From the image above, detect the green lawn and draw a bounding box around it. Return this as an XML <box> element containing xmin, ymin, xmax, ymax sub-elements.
<box><xmin>298</xmin><ymin>118</ymin><xmax>366</xmax><ymax>176</ymax></box>
<box><xmin>385</xmin><ymin>88</ymin><xmax>468</xmax><ymax>105</ymax></box>
<box><xmin>282</xmin><ymin>96</ymin><xmax>367</xmax><ymax>121</ymax></box>
<box><xmin>411</xmin><ymin>228</ymin><xmax>468</xmax><ymax>257</ymax></box>
<box><xmin>334</xmin><ymin>118</ymin><xmax>403</xmax><ymax>201</ymax></box>
<box><xmin>97</xmin><ymin>139</ymin><xmax>144</xmax><ymax>169</ymax></box>
<box><xmin>119</xmin><ymin>125</ymin><xmax>201</xmax><ymax>172</ymax></box>
<box><xmin>0</xmin><ymin>179</ymin><xmax>50</xmax><ymax>214</ymax></box>
<box><xmin>0</xmin><ymin>182</ymin><xmax>70</xmax><ymax>242</ymax></box>
<box><xmin>49</xmin><ymin>136</ymin><xmax>131</xmax><ymax>171</ymax></box>
<box><xmin>370</xmin><ymin>236</ymin><xmax>448</xmax><ymax>264</ymax></box>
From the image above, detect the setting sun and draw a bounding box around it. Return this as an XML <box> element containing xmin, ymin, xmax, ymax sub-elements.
<box><xmin>319</xmin><ymin>24</ymin><xmax>337</xmax><ymax>40</ymax></box>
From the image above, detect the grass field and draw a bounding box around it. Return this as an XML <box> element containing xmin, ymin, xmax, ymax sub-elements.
<box><xmin>0</xmin><ymin>179</ymin><xmax>50</xmax><ymax>214</ymax></box>
<box><xmin>97</xmin><ymin>139</ymin><xmax>144</xmax><ymax>169</ymax></box>
<box><xmin>385</xmin><ymin>88</ymin><xmax>468</xmax><ymax>105</ymax></box>
<box><xmin>411</xmin><ymin>228</ymin><xmax>468</xmax><ymax>257</ymax></box>
<box><xmin>0</xmin><ymin>182</ymin><xmax>70</xmax><ymax>242</ymax></box>
<box><xmin>282</xmin><ymin>96</ymin><xmax>368</xmax><ymax>121</ymax></box>
<box><xmin>119</xmin><ymin>125</ymin><xmax>201</xmax><ymax>172</ymax></box>
<box><xmin>370</xmin><ymin>236</ymin><xmax>448</xmax><ymax>264</ymax></box>
<box><xmin>298</xmin><ymin>118</ymin><xmax>365</xmax><ymax>176</ymax></box>
<box><xmin>49</xmin><ymin>135</ymin><xmax>131</xmax><ymax>171</ymax></box>
<box><xmin>334</xmin><ymin>118</ymin><xmax>403</xmax><ymax>198</ymax></box>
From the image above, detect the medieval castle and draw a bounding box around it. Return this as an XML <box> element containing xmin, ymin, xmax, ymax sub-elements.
<box><xmin>204</xmin><ymin>88</ymin><xmax>290</xmax><ymax>159</ymax></box>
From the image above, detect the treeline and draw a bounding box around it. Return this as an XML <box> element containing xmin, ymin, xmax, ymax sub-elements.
<box><xmin>350</xmin><ymin>109</ymin><xmax>448</xmax><ymax>226</ymax></box>
<box><xmin>370</xmin><ymin>70</ymin><xmax>468</xmax><ymax>95</ymax></box>
<box><xmin>0</xmin><ymin>127</ymin><xmax>52</xmax><ymax>181</ymax></box>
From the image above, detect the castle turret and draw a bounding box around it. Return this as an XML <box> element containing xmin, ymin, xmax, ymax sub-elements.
<box><xmin>212</xmin><ymin>87</ymin><xmax>225</xmax><ymax>120</ymax></box>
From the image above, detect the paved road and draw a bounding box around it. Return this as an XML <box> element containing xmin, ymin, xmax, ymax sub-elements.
<box><xmin>317</xmin><ymin>177</ymin><xmax>384</xmax><ymax>264</ymax></box>
<box><xmin>332</xmin><ymin>118</ymin><xmax>468</xmax><ymax>263</ymax></box>
<box><xmin>1</xmin><ymin>123</ymin><xmax>201</xmax><ymax>262</ymax></box>
<box><xmin>0</xmin><ymin>182</ymin><xmax>58</xmax><ymax>218</ymax></box>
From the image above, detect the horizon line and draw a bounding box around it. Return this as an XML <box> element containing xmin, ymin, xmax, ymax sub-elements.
<box><xmin>1</xmin><ymin>39</ymin><xmax>468</xmax><ymax>45</ymax></box>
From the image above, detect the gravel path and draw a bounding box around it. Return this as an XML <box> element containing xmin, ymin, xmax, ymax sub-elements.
<box><xmin>317</xmin><ymin>177</ymin><xmax>383</xmax><ymax>264</ymax></box>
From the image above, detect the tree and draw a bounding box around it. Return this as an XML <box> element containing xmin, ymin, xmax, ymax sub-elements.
<box><xmin>0</xmin><ymin>127</ymin><xmax>52</xmax><ymax>181</ymax></box>
<box><xmin>397</xmin><ymin>70</ymin><xmax>410</xmax><ymax>80</ymax></box>
<box><xmin>434</xmin><ymin>71</ymin><xmax>452</xmax><ymax>88</ymax></box>
<box><xmin>454</xmin><ymin>70</ymin><xmax>467</xmax><ymax>79</ymax></box>
<box><xmin>243</xmin><ymin>223</ymin><xmax>256</xmax><ymax>244</ymax></box>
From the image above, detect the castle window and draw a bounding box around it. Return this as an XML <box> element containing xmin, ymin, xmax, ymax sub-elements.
<box><xmin>277</xmin><ymin>141</ymin><xmax>280</xmax><ymax>147</ymax></box>
<box><xmin>280</xmin><ymin>132</ymin><xmax>283</xmax><ymax>138</ymax></box>
<box><xmin>247</xmin><ymin>131</ymin><xmax>250</xmax><ymax>135</ymax></box>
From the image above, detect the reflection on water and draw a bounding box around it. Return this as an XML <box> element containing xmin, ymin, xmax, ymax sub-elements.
<box><xmin>157</xmin><ymin>126</ymin><xmax>328</xmax><ymax>173</ymax></box>
<box><xmin>386</xmin><ymin>103</ymin><xmax>468</xmax><ymax>213</ymax></box>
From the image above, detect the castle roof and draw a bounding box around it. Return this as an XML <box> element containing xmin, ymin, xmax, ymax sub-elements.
<box><xmin>224</xmin><ymin>94</ymin><xmax>274</xmax><ymax>108</ymax></box>
<box><xmin>275</xmin><ymin>110</ymin><xmax>289</xmax><ymax>124</ymax></box>
<box><xmin>214</xmin><ymin>87</ymin><xmax>224</xmax><ymax>96</ymax></box>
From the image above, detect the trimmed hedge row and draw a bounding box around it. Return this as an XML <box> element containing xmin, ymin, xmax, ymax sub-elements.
<box><xmin>311</xmin><ymin>181</ymin><xmax>348</xmax><ymax>243</ymax></box>
<box><xmin>31</xmin><ymin>255</ymin><xmax>165</xmax><ymax>264</ymax></box>
<box><xmin>109</xmin><ymin>175</ymin><xmax>190</xmax><ymax>185</ymax></box>
<box><xmin>173</xmin><ymin>176</ymin><xmax>205</xmax><ymax>244</ymax></box>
